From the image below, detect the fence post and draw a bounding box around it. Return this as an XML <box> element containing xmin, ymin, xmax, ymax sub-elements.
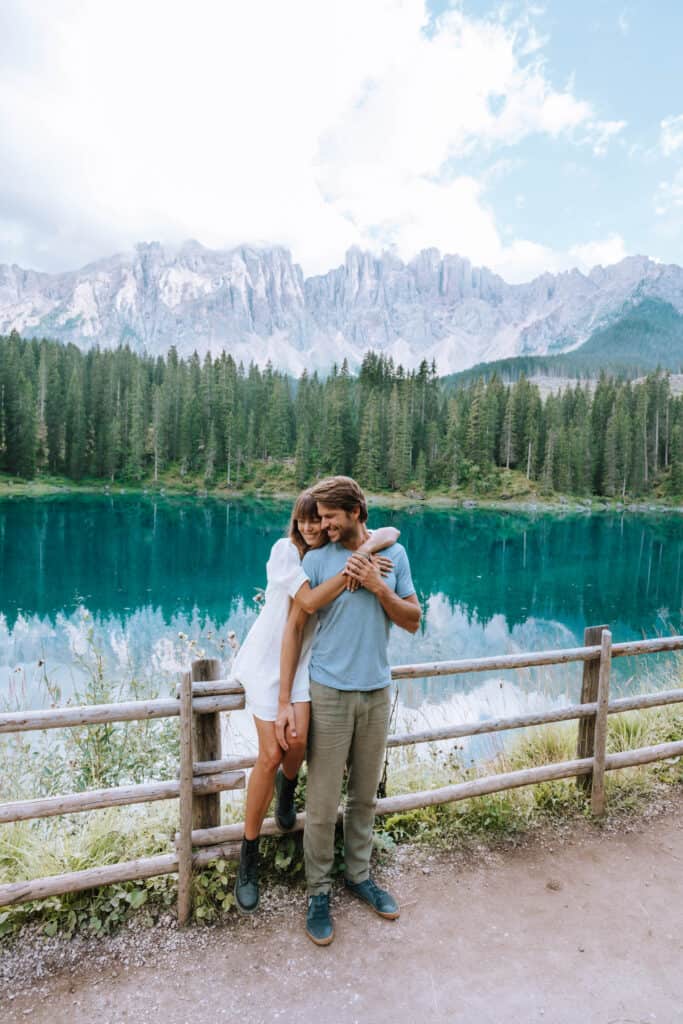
<box><xmin>177</xmin><ymin>669</ymin><xmax>193</xmax><ymax>925</ymax></box>
<box><xmin>590</xmin><ymin>629</ymin><xmax>612</xmax><ymax>816</ymax></box>
<box><xmin>576</xmin><ymin>623</ymin><xmax>609</xmax><ymax>794</ymax></box>
<box><xmin>191</xmin><ymin>658</ymin><xmax>223</xmax><ymax>829</ymax></box>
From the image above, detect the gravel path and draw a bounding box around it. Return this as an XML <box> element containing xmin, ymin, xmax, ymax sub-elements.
<box><xmin>3</xmin><ymin>800</ymin><xmax>683</xmax><ymax>1024</ymax></box>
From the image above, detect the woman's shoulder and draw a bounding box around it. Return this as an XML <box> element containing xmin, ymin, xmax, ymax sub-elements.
<box><xmin>267</xmin><ymin>536</ymin><xmax>301</xmax><ymax>569</ymax></box>
<box><xmin>270</xmin><ymin>536</ymin><xmax>296</xmax><ymax>555</ymax></box>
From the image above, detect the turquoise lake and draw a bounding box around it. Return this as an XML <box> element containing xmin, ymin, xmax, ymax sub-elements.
<box><xmin>1</xmin><ymin>495</ymin><xmax>682</xmax><ymax>753</ymax></box>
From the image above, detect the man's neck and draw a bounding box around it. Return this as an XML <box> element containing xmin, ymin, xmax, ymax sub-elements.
<box><xmin>340</xmin><ymin>524</ymin><xmax>369</xmax><ymax>551</ymax></box>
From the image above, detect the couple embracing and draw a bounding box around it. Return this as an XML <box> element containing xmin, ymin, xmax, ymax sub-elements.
<box><xmin>231</xmin><ymin>475</ymin><xmax>420</xmax><ymax>945</ymax></box>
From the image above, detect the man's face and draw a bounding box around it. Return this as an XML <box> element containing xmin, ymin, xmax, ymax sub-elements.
<box><xmin>316</xmin><ymin>503</ymin><xmax>359</xmax><ymax>544</ymax></box>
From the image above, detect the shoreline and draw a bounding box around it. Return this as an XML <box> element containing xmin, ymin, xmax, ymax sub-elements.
<box><xmin>1</xmin><ymin>475</ymin><xmax>681</xmax><ymax>514</ymax></box>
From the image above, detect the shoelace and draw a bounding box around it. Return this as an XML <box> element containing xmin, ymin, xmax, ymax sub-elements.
<box><xmin>353</xmin><ymin>878</ymin><xmax>381</xmax><ymax>897</ymax></box>
<box><xmin>309</xmin><ymin>895</ymin><xmax>329</xmax><ymax>919</ymax></box>
<box><xmin>241</xmin><ymin>848</ymin><xmax>259</xmax><ymax>883</ymax></box>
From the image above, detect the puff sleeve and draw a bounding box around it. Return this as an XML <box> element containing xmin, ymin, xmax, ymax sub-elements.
<box><xmin>265</xmin><ymin>538</ymin><xmax>309</xmax><ymax>598</ymax></box>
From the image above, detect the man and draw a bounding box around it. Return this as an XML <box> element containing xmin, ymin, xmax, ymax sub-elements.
<box><xmin>276</xmin><ymin>476</ymin><xmax>420</xmax><ymax>946</ymax></box>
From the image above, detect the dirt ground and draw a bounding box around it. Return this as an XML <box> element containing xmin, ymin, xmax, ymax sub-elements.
<box><xmin>3</xmin><ymin>804</ymin><xmax>683</xmax><ymax>1024</ymax></box>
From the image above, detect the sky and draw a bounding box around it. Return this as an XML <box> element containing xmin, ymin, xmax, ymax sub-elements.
<box><xmin>1</xmin><ymin>0</ymin><xmax>682</xmax><ymax>283</ymax></box>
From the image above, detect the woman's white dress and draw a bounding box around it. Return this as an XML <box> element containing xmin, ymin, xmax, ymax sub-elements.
<box><xmin>230</xmin><ymin>537</ymin><xmax>316</xmax><ymax>721</ymax></box>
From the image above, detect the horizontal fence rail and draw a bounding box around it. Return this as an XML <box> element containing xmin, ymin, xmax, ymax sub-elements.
<box><xmin>1</xmin><ymin>636</ymin><xmax>679</xmax><ymax>737</ymax></box>
<box><xmin>184</xmin><ymin>738</ymin><xmax>683</xmax><ymax>852</ymax></box>
<box><xmin>0</xmin><ymin>633</ymin><xmax>682</xmax><ymax>916</ymax></box>
<box><xmin>390</xmin><ymin>635</ymin><xmax>683</xmax><ymax>680</ymax></box>
<box><xmin>0</xmin><ymin>771</ymin><xmax>245</xmax><ymax>825</ymax></box>
<box><xmin>192</xmin><ymin>686</ymin><xmax>683</xmax><ymax>776</ymax></box>
<box><xmin>0</xmin><ymin>693</ymin><xmax>245</xmax><ymax>736</ymax></box>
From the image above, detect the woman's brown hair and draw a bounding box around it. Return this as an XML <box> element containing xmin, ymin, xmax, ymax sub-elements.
<box><xmin>288</xmin><ymin>489</ymin><xmax>325</xmax><ymax>557</ymax></box>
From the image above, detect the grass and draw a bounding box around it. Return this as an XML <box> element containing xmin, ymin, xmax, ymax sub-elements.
<box><xmin>1</xmin><ymin>467</ymin><xmax>681</xmax><ymax>510</ymax></box>
<box><xmin>1</xmin><ymin>649</ymin><xmax>682</xmax><ymax>940</ymax></box>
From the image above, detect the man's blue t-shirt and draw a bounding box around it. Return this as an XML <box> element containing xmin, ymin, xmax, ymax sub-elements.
<box><xmin>302</xmin><ymin>541</ymin><xmax>416</xmax><ymax>691</ymax></box>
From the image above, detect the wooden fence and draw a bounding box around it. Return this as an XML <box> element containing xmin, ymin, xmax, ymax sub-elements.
<box><xmin>1</xmin><ymin>628</ymin><xmax>682</xmax><ymax>923</ymax></box>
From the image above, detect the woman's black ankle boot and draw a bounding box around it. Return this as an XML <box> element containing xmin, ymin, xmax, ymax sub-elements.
<box><xmin>234</xmin><ymin>836</ymin><xmax>260</xmax><ymax>913</ymax></box>
<box><xmin>274</xmin><ymin>768</ymin><xmax>298</xmax><ymax>831</ymax></box>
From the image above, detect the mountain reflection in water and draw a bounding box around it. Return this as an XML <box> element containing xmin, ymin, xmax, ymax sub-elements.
<box><xmin>1</xmin><ymin>496</ymin><xmax>681</xmax><ymax>721</ymax></box>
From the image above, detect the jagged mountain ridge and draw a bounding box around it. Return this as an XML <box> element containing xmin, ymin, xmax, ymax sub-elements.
<box><xmin>2</xmin><ymin>241</ymin><xmax>683</xmax><ymax>375</ymax></box>
<box><xmin>445</xmin><ymin>299</ymin><xmax>683</xmax><ymax>386</ymax></box>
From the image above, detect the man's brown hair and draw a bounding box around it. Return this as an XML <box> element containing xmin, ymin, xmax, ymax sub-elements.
<box><xmin>311</xmin><ymin>475</ymin><xmax>368</xmax><ymax>523</ymax></box>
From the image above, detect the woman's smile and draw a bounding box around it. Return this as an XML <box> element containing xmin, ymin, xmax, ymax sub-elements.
<box><xmin>298</xmin><ymin>518</ymin><xmax>325</xmax><ymax>548</ymax></box>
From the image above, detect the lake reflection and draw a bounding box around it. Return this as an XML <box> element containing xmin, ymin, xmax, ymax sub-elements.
<box><xmin>1</xmin><ymin>496</ymin><xmax>681</xmax><ymax>720</ymax></box>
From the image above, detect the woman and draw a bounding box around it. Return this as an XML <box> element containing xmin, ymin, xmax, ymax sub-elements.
<box><xmin>231</xmin><ymin>489</ymin><xmax>399</xmax><ymax>913</ymax></box>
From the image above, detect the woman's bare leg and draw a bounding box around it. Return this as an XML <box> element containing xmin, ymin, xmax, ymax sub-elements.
<box><xmin>282</xmin><ymin>701</ymin><xmax>310</xmax><ymax>780</ymax></box>
<box><xmin>244</xmin><ymin>704</ymin><xmax>310</xmax><ymax>839</ymax></box>
<box><xmin>244</xmin><ymin>717</ymin><xmax>283</xmax><ymax>840</ymax></box>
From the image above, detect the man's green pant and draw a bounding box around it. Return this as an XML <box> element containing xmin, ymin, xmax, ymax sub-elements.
<box><xmin>304</xmin><ymin>679</ymin><xmax>391</xmax><ymax>895</ymax></box>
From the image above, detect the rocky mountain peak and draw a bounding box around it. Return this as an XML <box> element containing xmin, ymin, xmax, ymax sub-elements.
<box><xmin>0</xmin><ymin>243</ymin><xmax>681</xmax><ymax>376</ymax></box>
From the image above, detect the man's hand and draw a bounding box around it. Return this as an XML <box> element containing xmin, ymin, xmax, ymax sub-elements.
<box><xmin>343</xmin><ymin>552</ymin><xmax>384</xmax><ymax>594</ymax></box>
<box><xmin>275</xmin><ymin>700</ymin><xmax>297</xmax><ymax>751</ymax></box>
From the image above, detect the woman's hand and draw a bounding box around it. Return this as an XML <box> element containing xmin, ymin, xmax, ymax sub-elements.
<box><xmin>275</xmin><ymin>700</ymin><xmax>297</xmax><ymax>751</ymax></box>
<box><xmin>374</xmin><ymin>555</ymin><xmax>394</xmax><ymax>577</ymax></box>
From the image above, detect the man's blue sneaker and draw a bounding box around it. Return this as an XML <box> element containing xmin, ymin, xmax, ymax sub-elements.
<box><xmin>305</xmin><ymin>893</ymin><xmax>334</xmax><ymax>945</ymax></box>
<box><xmin>345</xmin><ymin>877</ymin><xmax>400</xmax><ymax>919</ymax></box>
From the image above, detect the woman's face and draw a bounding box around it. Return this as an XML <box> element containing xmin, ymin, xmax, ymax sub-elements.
<box><xmin>298</xmin><ymin>517</ymin><xmax>325</xmax><ymax>549</ymax></box>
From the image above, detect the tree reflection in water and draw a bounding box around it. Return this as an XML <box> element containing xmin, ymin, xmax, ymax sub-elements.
<box><xmin>1</xmin><ymin>496</ymin><xmax>681</xmax><ymax>713</ymax></box>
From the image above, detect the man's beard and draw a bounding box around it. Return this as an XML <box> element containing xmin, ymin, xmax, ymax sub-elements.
<box><xmin>331</xmin><ymin>521</ymin><xmax>357</xmax><ymax>545</ymax></box>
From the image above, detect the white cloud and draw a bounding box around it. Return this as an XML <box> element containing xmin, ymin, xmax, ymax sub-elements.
<box><xmin>655</xmin><ymin>169</ymin><xmax>683</xmax><ymax>215</ymax></box>
<box><xmin>491</xmin><ymin>233</ymin><xmax>627</xmax><ymax>284</ymax></box>
<box><xmin>568</xmin><ymin>234</ymin><xmax>628</xmax><ymax>268</ymax></box>
<box><xmin>0</xmin><ymin>0</ymin><xmax>627</xmax><ymax>280</ymax></box>
<box><xmin>584</xmin><ymin>119</ymin><xmax>627</xmax><ymax>157</ymax></box>
<box><xmin>660</xmin><ymin>114</ymin><xmax>683</xmax><ymax>157</ymax></box>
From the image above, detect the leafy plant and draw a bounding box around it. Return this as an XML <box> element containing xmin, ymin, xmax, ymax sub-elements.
<box><xmin>193</xmin><ymin>860</ymin><xmax>235</xmax><ymax>923</ymax></box>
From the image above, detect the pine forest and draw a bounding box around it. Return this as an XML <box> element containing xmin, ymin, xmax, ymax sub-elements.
<box><xmin>1</xmin><ymin>330</ymin><xmax>682</xmax><ymax>500</ymax></box>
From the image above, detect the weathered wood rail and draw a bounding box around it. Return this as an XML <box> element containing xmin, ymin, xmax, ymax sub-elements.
<box><xmin>1</xmin><ymin>631</ymin><xmax>682</xmax><ymax>918</ymax></box>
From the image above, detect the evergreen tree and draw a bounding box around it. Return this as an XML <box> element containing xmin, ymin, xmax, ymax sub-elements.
<box><xmin>500</xmin><ymin>393</ymin><xmax>516</xmax><ymax>469</ymax></box>
<box><xmin>178</xmin><ymin>353</ymin><xmax>202</xmax><ymax>474</ymax></box>
<box><xmin>669</xmin><ymin>420</ymin><xmax>683</xmax><ymax>495</ymax></box>
<box><xmin>126</xmin><ymin>367</ymin><xmax>146</xmax><ymax>479</ymax></box>
<box><xmin>4</xmin><ymin>369</ymin><xmax>37</xmax><ymax>477</ymax></box>
<box><xmin>603</xmin><ymin>391</ymin><xmax>632</xmax><ymax>497</ymax></box>
<box><xmin>64</xmin><ymin>363</ymin><xmax>86</xmax><ymax>479</ymax></box>
<box><xmin>355</xmin><ymin>393</ymin><xmax>381</xmax><ymax>490</ymax></box>
<box><xmin>44</xmin><ymin>349</ymin><xmax>65</xmax><ymax>472</ymax></box>
<box><xmin>387</xmin><ymin>384</ymin><xmax>411</xmax><ymax>489</ymax></box>
<box><xmin>266</xmin><ymin>376</ymin><xmax>292</xmax><ymax>459</ymax></box>
<box><xmin>631</xmin><ymin>383</ymin><xmax>650</xmax><ymax>493</ymax></box>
